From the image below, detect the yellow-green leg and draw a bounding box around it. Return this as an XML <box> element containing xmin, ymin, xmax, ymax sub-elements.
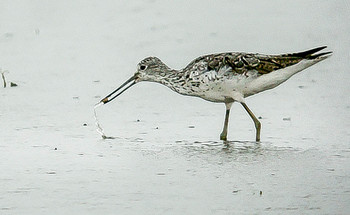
<box><xmin>241</xmin><ymin>103</ymin><xmax>261</xmax><ymax>142</ymax></box>
<box><xmin>220</xmin><ymin>103</ymin><xmax>232</xmax><ymax>141</ymax></box>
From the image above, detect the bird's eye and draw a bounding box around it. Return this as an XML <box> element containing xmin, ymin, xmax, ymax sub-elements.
<box><xmin>139</xmin><ymin>65</ymin><xmax>147</xmax><ymax>70</ymax></box>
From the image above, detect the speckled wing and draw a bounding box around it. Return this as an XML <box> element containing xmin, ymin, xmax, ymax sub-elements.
<box><xmin>252</xmin><ymin>46</ymin><xmax>331</xmax><ymax>75</ymax></box>
<box><xmin>187</xmin><ymin>46</ymin><xmax>331</xmax><ymax>76</ymax></box>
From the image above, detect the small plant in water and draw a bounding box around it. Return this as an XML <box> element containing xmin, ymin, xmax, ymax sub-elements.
<box><xmin>1</xmin><ymin>69</ymin><xmax>8</xmax><ymax>88</ymax></box>
<box><xmin>1</xmin><ymin>68</ymin><xmax>17</xmax><ymax>88</ymax></box>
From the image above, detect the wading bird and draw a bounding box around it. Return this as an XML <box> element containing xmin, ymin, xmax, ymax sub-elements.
<box><xmin>99</xmin><ymin>46</ymin><xmax>331</xmax><ymax>141</ymax></box>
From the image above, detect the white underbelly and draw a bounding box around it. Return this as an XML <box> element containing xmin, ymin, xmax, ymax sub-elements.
<box><xmin>194</xmin><ymin>71</ymin><xmax>259</xmax><ymax>102</ymax></box>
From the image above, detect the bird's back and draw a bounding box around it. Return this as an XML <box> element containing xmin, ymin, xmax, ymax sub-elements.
<box><xmin>185</xmin><ymin>46</ymin><xmax>331</xmax><ymax>76</ymax></box>
<box><xmin>179</xmin><ymin>46</ymin><xmax>331</xmax><ymax>102</ymax></box>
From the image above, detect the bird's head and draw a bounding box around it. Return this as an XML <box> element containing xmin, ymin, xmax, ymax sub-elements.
<box><xmin>100</xmin><ymin>57</ymin><xmax>169</xmax><ymax>104</ymax></box>
<box><xmin>135</xmin><ymin>57</ymin><xmax>170</xmax><ymax>82</ymax></box>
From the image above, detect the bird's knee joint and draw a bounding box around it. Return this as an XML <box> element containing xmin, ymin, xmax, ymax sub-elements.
<box><xmin>255</xmin><ymin>121</ymin><xmax>261</xmax><ymax>129</ymax></box>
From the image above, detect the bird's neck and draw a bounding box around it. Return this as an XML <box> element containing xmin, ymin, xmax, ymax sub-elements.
<box><xmin>154</xmin><ymin>69</ymin><xmax>187</xmax><ymax>94</ymax></box>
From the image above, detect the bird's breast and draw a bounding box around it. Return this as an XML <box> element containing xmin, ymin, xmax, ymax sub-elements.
<box><xmin>176</xmin><ymin>69</ymin><xmax>259</xmax><ymax>102</ymax></box>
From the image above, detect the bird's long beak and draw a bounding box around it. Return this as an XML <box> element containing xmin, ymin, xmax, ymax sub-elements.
<box><xmin>100</xmin><ymin>75</ymin><xmax>137</xmax><ymax>104</ymax></box>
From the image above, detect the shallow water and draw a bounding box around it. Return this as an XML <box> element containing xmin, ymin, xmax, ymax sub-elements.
<box><xmin>1</xmin><ymin>0</ymin><xmax>350</xmax><ymax>214</ymax></box>
<box><xmin>2</xmin><ymin>136</ymin><xmax>348</xmax><ymax>214</ymax></box>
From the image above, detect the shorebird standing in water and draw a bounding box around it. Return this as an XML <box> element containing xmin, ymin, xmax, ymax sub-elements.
<box><xmin>99</xmin><ymin>46</ymin><xmax>331</xmax><ymax>141</ymax></box>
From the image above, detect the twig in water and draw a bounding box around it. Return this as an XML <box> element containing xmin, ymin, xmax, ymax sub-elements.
<box><xmin>1</xmin><ymin>69</ymin><xmax>7</xmax><ymax>88</ymax></box>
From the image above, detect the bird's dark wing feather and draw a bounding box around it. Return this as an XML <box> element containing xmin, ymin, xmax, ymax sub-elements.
<box><xmin>186</xmin><ymin>46</ymin><xmax>330</xmax><ymax>76</ymax></box>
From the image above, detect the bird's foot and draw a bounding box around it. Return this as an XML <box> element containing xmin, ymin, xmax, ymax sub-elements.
<box><xmin>220</xmin><ymin>132</ymin><xmax>227</xmax><ymax>141</ymax></box>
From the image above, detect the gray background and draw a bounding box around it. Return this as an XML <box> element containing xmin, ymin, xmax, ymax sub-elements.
<box><xmin>0</xmin><ymin>1</ymin><xmax>349</xmax><ymax>214</ymax></box>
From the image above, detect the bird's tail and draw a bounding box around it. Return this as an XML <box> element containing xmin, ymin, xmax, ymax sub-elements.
<box><xmin>245</xmin><ymin>46</ymin><xmax>332</xmax><ymax>97</ymax></box>
<box><xmin>284</xmin><ymin>46</ymin><xmax>333</xmax><ymax>60</ymax></box>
